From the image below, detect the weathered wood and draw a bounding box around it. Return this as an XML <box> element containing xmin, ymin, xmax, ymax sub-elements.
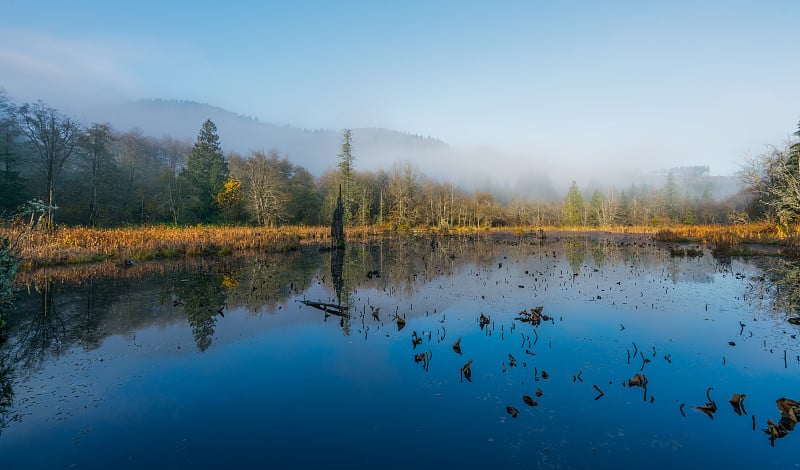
<box><xmin>299</xmin><ymin>300</ymin><xmax>350</xmax><ymax>316</ymax></box>
<box><xmin>331</xmin><ymin>185</ymin><xmax>345</xmax><ymax>249</ymax></box>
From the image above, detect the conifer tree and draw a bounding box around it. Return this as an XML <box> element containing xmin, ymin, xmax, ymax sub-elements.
<box><xmin>180</xmin><ymin>119</ymin><xmax>228</xmax><ymax>223</ymax></box>
<box><xmin>562</xmin><ymin>181</ymin><xmax>584</xmax><ymax>226</ymax></box>
<box><xmin>337</xmin><ymin>129</ymin><xmax>355</xmax><ymax>224</ymax></box>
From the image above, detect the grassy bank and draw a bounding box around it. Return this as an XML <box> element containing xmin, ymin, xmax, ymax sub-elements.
<box><xmin>1</xmin><ymin>222</ymin><xmax>797</xmax><ymax>269</ymax></box>
<box><xmin>0</xmin><ymin>225</ymin><xmax>380</xmax><ymax>269</ymax></box>
<box><xmin>653</xmin><ymin>222</ymin><xmax>799</xmax><ymax>256</ymax></box>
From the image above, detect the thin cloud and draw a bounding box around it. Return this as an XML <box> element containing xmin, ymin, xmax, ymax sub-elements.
<box><xmin>0</xmin><ymin>28</ymin><xmax>144</xmax><ymax>105</ymax></box>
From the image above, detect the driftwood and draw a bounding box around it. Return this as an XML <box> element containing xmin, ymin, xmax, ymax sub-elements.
<box><xmin>299</xmin><ymin>300</ymin><xmax>350</xmax><ymax>316</ymax></box>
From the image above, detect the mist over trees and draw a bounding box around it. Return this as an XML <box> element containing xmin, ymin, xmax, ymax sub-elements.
<box><xmin>0</xmin><ymin>91</ymin><xmax>792</xmax><ymax>230</ymax></box>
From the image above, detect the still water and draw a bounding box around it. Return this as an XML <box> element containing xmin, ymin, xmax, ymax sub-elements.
<box><xmin>1</xmin><ymin>233</ymin><xmax>799</xmax><ymax>468</ymax></box>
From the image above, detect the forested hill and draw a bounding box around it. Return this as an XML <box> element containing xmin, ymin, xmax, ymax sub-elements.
<box><xmin>88</xmin><ymin>99</ymin><xmax>448</xmax><ymax>176</ymax></box>
<box><xmin>84</xmin><ymin>99</ymin><xmax>738</xmax><ymax>202</ymax></box>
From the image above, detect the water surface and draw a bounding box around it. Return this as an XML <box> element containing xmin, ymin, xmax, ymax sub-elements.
<box><xmin>1</xmin><ymin>234</ymin><xmax>799</xmax><ymax>468</ymax></box>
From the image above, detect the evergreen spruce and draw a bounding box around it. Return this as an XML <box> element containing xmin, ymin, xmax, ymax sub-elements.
<box><xmin>337</xmin><ymin>129</ymin><xmax>355</xmax><ymax>224</ymax></box>
<box><xmin>180</xmin><ymin>119</ymin><xmax>228</xmax><ymax>223</ymax></box>
<box><xmin>562</xmin><ymin>181</ymin><xmax>584</xmax><ymax>226</ymax></box>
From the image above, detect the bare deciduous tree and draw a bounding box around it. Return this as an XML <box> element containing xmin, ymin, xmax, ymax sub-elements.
<box><xmin>79</xmin><ymin>123</ymin><xmax>112</xmax><ymax>226</ymax></box>
<box><xmin>739</xmin><ymin>142</ymin><xmax>800</xmax><ymax>233</ymax></box>
<box><xmin>231</xmin><ymin>150</ymin><xmax>290</xmax><ymax>226</ymax></box>
<box><xmin>17</xmin><ymin>101</ymin><xmax>81</xmax><ymax>227</ymax></box>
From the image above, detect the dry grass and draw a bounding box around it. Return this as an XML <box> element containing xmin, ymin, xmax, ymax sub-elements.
<box><xmin>652</xmin><ymin>222</ymin><xmax>793</xmax><ymax>245</ymax></box>
<box><xmin>2</xmin><ymin>222</ymin><xmax>797</xmax><ymax>269</ymax></box>
<box><xmin>0</xmin><ymin>225</ymin><xmax>341</xmax><ymax>269</ymax></box>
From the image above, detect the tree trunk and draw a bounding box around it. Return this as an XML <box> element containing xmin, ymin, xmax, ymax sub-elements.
<box><xmin>331</xmin><ymin>185</ymin><xmax>345</xmax><ymax>249</ymax></box>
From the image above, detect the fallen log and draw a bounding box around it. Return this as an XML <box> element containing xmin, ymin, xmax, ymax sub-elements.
<box><xmin>298</xmin><ymin>300</ymin><xmax>350</xmax><ymax>316</ymax></box>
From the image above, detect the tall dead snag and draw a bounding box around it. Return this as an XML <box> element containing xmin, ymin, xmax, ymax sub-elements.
<box><xmin>331</xmin><ymin>185</ymin><xmax>345</xmax><ymax>249</ymax></box>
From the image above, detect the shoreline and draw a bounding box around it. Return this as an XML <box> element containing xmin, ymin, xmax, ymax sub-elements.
<box><xmin>1</xmin><ymin>222</ymin><xmax>797</xmax><ymax>272</ymax></box>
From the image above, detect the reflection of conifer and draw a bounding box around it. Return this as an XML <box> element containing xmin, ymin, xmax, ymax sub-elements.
<box><xmin>564</xmin><ymin>239</ymin><xmax>586</xmax><ymax>276</ymax></box>
<box><xmin>590</xmin><ymin>241</ymin><xmax>605</xmax><ymax>268</ymax></box>
<box><xmin>179</xmin><ymin>272</ymin><xmax>226</xmax><ymax>352</ymax></box>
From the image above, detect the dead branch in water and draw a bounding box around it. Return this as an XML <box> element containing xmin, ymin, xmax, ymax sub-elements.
<box><xmin>299</xmin><ymin>300</ymin><xmax>350</xmax><ymax>316</ymax></box>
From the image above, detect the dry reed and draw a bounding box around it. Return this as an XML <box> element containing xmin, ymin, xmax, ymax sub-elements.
<box><xmin>2</xmin><ymin>222</ymin><xmax>796</xmax><ymax>270</ymax></box>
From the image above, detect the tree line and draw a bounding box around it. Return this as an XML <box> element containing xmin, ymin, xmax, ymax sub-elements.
<box><xmin>1</xmin><ymin>90</ymin><xmax>797</xmax><ymax>230</ymax></box>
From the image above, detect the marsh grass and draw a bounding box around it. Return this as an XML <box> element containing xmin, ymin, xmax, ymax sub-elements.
<box><xmin>654</xmin><ymin>222</ymin><xmax>800</xmax><ymax>256</ymax></box>
<box><xmin>2</xmin><ymin>222</ymin><xmax>797</xmax><ymax>269</ymax></box>
<box><xmin>652</xmin><ymin>222</ymin><xmax>796</xmax><ymax>244</ymax></box>
<box><xmin>0</xmin><ymin>225</ymin><xmax>319</xmax><ymax>268</ymax></box>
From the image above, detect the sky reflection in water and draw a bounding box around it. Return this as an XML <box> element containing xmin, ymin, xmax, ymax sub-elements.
<box><xmin>1</xmin><ymin>234</ymin><xmax>799</xmax><ymax>468</ymax></box>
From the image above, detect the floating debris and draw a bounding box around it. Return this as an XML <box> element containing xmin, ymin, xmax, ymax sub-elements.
<box><xmin>506</xmin><ymin>405</ymin><xmax>519</xmax><ymax>418</ymax></box>
<box><xmin>639</xmin><ymin>352</ymin><xmax>651</xmax><ymax>372</ymax></box>
<box><xmin>693</xmin><ymin>388</ymin><xmax>718</xmax><ymax>419</ymax></box>
<box><xmin>694</xmin><ymin>402</ymin><xmax>718</xmax><ymax>419</ymax></box>
<box><xmin>628</xmin><ymin>373</ymin><xmax>648</xmax><ymax>387</ymax></box>
<box><xmin>765</xmin><ymin>418</ymin><xmax>788</xmax><ymax>439</ymax></box>
<box><xmin>461</xmin><ymin>359</ymin><xmax>473</xmax><ymax>383</ymax></box>
<box><xmin>411</xmin><ymin>331</ymin><xmax>422</xmax><ymax>348</ymax></box>
<box><xmin>729</xmin><ymin>394</ymin><xmax>747</xmax><ymax>416</ymax></box>
<box><xmin>776</xmin><ymin>397</ymin><xmax>799</xmax><ymax>423</ymax></box>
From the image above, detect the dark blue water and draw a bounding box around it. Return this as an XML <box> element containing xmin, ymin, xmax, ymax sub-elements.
<box><xmin>1</xmin><ymin>234</ymin><xmax>799</xmax><ymax>468</ymax></box>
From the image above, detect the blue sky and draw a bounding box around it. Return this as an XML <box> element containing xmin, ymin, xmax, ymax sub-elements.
<box><xmin>1</xmin><ymin>0</ymin><xmax>798</xmax><ymax>176</ymax></box>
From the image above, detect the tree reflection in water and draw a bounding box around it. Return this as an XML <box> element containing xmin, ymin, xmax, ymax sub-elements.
<box><xmin>330</xmin><ymin>247</ymin><xmax>350</xmax><ymax>334</ymax></box>
<box><xmin>8</xmin><ymin>280</ymin><xmax>70</xmax><ymax>373</ymax></box>
<box><xmin>224</xmin><ymin>250</ymin><xmax>320</xmax><ymax>314</ymax></box>
<box><xmin>172</xmin><ymin>269</ymin><xmax>226</xmax><ymax>352</ymax></box>
<box><xmin>0</xmin><ymin>347</ymin><xmax>13</xmax><ymax>436</ymax></box>
<box><xmin>750</xmin><ymin>257</ymin><xmax>800</xmax><ymax>317</ymax></box>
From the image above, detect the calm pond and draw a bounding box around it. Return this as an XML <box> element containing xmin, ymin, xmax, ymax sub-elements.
<box><xmin>1</xmin><ymin>233</ymin><xmax>799</xmax><ymax>468</ymax></box>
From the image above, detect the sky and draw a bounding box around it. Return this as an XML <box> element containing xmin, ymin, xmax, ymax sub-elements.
<box><xmin>1</xmin><ymin>0</ymin><xmax>799</xmax><ymax>177</ymax></box>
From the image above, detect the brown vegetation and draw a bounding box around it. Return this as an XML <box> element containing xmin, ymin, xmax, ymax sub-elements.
<box><xmin>654</xmin><ymin>222</ymin><xmax>799</xmax><ymax>256</ymax></box>
<box><xmin>0</xmin><ymin>225</ymin><xmax>377</xmax><ymax>269</ymax></box>
<box><xmin>2</xmin><ymin>222</ymin><xmax>798</xmax><ymax>270</ymax></box>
